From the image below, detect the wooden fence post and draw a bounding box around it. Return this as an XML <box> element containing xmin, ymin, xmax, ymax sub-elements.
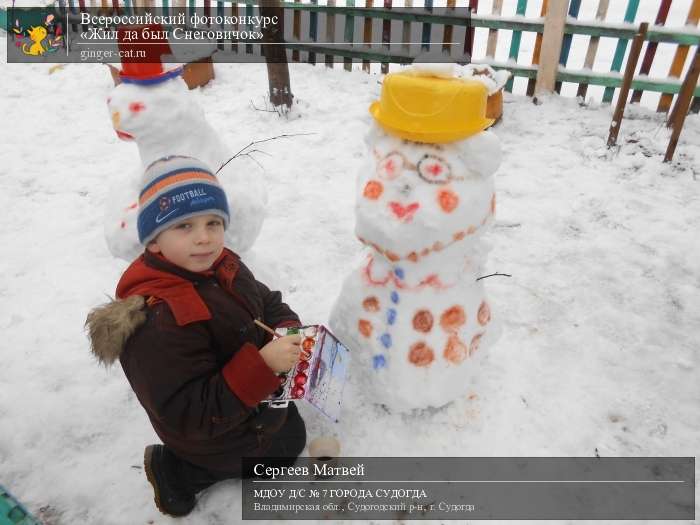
<box><xmin>664</xmin><ymin>47</ymin><xmax>700</xmax><ymax>161</ymax></box>
<box><xmin>402</xmin><ymin>0</ymin><xmax>412</xmax><ymax>58</ymax></box>
<box><xmin>533</xmin><ymin>0</ymin><xmax>568</xmax><ymax>98</ymax></box>
<box><xmin>292</xmin><ymin>0</ymin><xmax>300</xmax><ymax>62</ymax></box>
<box><xmin>442</xmin><ymin>0</ymin><xmax>457</xmax><ymax>56</ymax></box>
<box><xmin>325</xmin><ymin>0</ymin><xmax>335</xmax><ymax>68</ymax></box>
<box><xmin>343</xmin><ymin>0</ymin><xmax>355</xmax><ymax>72</ymax></box>
<box><xmin>308</xmin><ymin>0</ymin><xmax>318</xmax><ymax>65</ymax></box>
<box><xmin>630</xmin><ymin>0</ymin><xmax>671</xmax><ymax>104</ymax></box>
<box><xmin>607</xmin><ymin>23</ymin><xmax>648</xmax><ymax>148</ymax></box>
<box><xmin>658</xmin><ymin>0</ymin><xmax>700</xmax><ymax>112</ymax></box>
<box><xmin>381</xmin><ymin>0</ymin><xmax>392</xmax><ymax>74</ymax></box>
<box><xmin>485</xmin><ymin>0</ymin><xmax>503</xmax><ymax>59</ymax></box>
<box><xmin>526</xmin><ymin>0</ymin><xmax>548</xmax><ymax>97</ymax></box>
<box><xmin>602</xmin><ymin>0</ymin><xmax>639</xmax><ymax>103</ymax></box>
<box><xmin>555</xmin><ymin>0</ymin><xmax>581</xmax><ymax>94</ymax></box>
<box><xmin>505</xmin><ymin>0</ymin><xmax>527</xmax><ymax>93</ymax></box>
<box><xmin>363</xmin><ymin>0</ymin><xmax>373</xmax><ymax>72</ymax></box>
<box><xmin>261</xmin><ymin>0</ymin><xmax>294</xmax><ymax>110</ymax></box>
<box><xmin>577</xmin><ymin>0</ymin><xmax>609</xmax><ymax>100</ymax></box>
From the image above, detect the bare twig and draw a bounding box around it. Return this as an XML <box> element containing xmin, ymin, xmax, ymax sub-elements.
<box><xmin>237</xmin><ymin>152</ymin><xmax>264</xmax><ymax>171</ymax></box>
<box><xmin>216</xmin><ymin>132</ymin><xmax>316</xmax><ymax>175</ymax></box>
<box><xmin>249</xmin><ymin>99</ymin><xmax>279</xmax><ymax>113</ymax></box>
<box><xmin>476</xmin><ymin>272</ymin><xmax>512</xmax><ymax>281</ymax></box>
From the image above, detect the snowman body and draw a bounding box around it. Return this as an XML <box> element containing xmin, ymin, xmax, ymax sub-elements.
<box><xmin>330</xmin><ymin>127</ymin><xmax>501</xmax><ymax>411</ymax></box>
<box><xmin>104</xmin><ymin>75</ymin><xmax>267</xmax><ymax>260</ymax></box>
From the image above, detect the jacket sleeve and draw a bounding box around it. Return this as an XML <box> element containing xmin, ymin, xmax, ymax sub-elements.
<box><xmin>120</xmin><ymin>307</ymin><xmax>281</xmax><ymax>440</ymax></box>
<box><xmin>256</xmin><ymin>280</ymin><xmax>302</xmax><ymax>330</ymax></box>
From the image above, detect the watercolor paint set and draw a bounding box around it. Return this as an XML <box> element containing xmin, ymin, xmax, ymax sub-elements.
<box><xmin>263</xmin><ymin>325</ymin><xmax>349</xmax><ymax>423</ymax></box>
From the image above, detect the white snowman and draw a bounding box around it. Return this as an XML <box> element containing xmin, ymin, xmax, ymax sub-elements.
<box><xmin>104</xmin><ymin>58</ymin><xmax>267</xmax><ymax>261</ymax></box>
<box><xmin>329</xmin><ymin>64</ymin><xmax>502</xmax><ymax>411</ymax></box>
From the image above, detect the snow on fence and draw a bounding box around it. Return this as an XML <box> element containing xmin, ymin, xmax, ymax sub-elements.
<box><xmin>4</xmin><ymin>0</ymin><xmax>699</xmax><ymax>112</ymax></box>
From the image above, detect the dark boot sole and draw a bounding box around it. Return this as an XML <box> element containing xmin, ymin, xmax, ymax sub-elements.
<box><xmin>144</xmin><ymin>445</ymin><xmax>168</xmax><ymax>516</ymax></box>
<box><xmin>143</xmin><ymin>445</ymin><xmax>194</xmax><ymax>518</ymax></box>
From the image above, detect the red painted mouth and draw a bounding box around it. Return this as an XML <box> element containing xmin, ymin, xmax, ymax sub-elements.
<box><xmin>115</xmin><ymin>129</ymin><xmax>134</xmax><ymax>141</ymax></box>
<box><xmin>389</xmin><ymin>201</ymin><xmax>420</xmax><ymax>222</ymax></box>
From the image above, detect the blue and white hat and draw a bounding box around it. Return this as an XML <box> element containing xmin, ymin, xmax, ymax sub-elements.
<box><xmin>137</xmin><ymin>155</ymin><xmax>230</xmax><ymax>245</ymax></box>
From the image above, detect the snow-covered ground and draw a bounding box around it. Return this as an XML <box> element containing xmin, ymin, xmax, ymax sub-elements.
<box><xmin>1</xmin><ymin>22</ymin><xmax>700</xmax><ymax>525</ymax></box>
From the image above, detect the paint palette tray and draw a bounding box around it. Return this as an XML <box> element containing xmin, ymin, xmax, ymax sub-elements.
<box><xmin>263</xmin><ymin>325</ymin><xmax>349</xmax><ymax>423</ymax></box>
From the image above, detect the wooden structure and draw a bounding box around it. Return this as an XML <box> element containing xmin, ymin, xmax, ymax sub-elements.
<box><xmin>131</xmin><ymin>0</ymin><xmax>699</xmax><ymax>112</ymax></box>
<box><xmin>4</xmin><ymin>0</ymin><xmax>699</xmax><ymax>113</ymax></box>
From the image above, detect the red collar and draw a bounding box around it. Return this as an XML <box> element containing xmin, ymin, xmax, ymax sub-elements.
<box><xmin>116</xmin><ymin>248</ymin><xmax>240</xmax><ymax>326</ymax></box>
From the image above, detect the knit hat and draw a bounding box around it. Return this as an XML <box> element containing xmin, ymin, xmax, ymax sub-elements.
<box><xmin>137</xmin><ymin>155</ymin><xmax>230</xmax><ymax>245</ymax></box>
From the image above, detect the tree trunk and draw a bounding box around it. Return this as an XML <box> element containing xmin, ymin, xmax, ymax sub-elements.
<box><xmin>260</xmin><ymin>1</ymin><xmax>293</xmax><ymax>110</ymax></box>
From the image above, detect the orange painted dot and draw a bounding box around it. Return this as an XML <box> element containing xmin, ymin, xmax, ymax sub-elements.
<box><xmin>477</xmin><ymin>301</ymin><xmax>491</xmax><ymax>326</ymax></box>
<box><xmin>412</xmin><ymin>310</ymin><xmax>434</xmax><ymax>333</ymax></box>
<box><xmin>362</xmin><ymin>296</ymin><xmax>380</xmax><ymax>312</ymax></box>
<box><xmin>407</xmin><ymin>252</ymin><xmax>419</xmax><ymax>262</ymax></box>
<box><xmin>420</xmin><ymin>248</ymin><xmax>430</xmax><ymax>256</ymax></box>
<box><xmin>443</xmin><ymin>334</ymin><xmax>469</xmax><ymax>364</ymax></box>
<box><xmin>437</xmin><ymin>189</ymin><xmax>459</xmax><ymax>213</ymax></box>
<box><xmin>363</xmin><ymin>180</ymin><xmax>384</xmax><ymax>200</ymax></box>
<box><xmin>467</xmin><ymin>225</ymin><xmax>477</xmax><ymax>234</ymax></box>
<box><xmin>302</xmin><ymin>338</ymin><xmax>315</xmax><ymax>352</ymax></box>
<box><xmin>386</xmin><ymin>251</ymin><xmax>400</xmax><ymax>262</ymax></box>
<box><xmin>358</xmin><ymin>319</ymin><xmax>373</xmax><ymax>338</ymax></box>
<box><xmin>440</xmin><ymin>306</ymin><xmax>466</xmax><ymax>332</ymax></box>
<box><xmin>470</xmin><ymin>333</ymin><xmax>483</xmax><ymax>355</ymax></box>
<box><xmin>432</xmin><ymin>241</ymin><xmax>444</xmax><ymax>252</ymax></box>
<box><xmin>408</xmin><ymin>342</ymin><xmax>434</xmax><ymax>367</ymax></box>
<box><xmin>453</xmin><ymin>231</ymin><xmax>466</xmax><ymax>241</ymax></box>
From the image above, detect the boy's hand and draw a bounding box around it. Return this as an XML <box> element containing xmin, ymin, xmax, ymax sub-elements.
<box><xmin>259</xmin><ymin>334</ymin><xmax>302</xmax><ymax>374</ymax></box>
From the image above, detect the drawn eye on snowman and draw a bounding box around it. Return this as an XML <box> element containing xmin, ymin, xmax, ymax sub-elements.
<box><xmin>376</xmin><ymin>151</ymin><xmax>460</xmax><ymax>185</ymax></box>
<box><xmin>417</xmin><ymin>155</ymin><xmax>452</xmax><ymax>185</ymax></box>
<box><xmin>376</xmin><ymin>152</ymin><xmax>405</xmax><ymax>180</ymax></box>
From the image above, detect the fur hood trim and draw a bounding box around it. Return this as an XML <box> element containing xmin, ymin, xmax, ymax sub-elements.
<box><xmin>85</xmin><ymin>295</ymin><xmax>147</xmax><ymax>365</ymax></box>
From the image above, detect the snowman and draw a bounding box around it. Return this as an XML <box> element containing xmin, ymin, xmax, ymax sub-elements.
<box><xmin>103</xmin><ymin>30</ymin><xmax>267</xmax><ymax>261</ymax></box>
<box><xmin>329</xmin><ymin>63</ymin><xmax>502</xmax><ymax>411</ymax></box>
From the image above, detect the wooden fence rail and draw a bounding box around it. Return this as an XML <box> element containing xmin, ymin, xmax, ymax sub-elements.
<box><xmin>3</xmin><ymin>0</ymin><xmax>700</xmax><ymax>110</ymax></box>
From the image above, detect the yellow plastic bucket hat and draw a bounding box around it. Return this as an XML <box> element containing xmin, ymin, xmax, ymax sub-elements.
<box><xmin>369</xmin><ymin>72</ymin><xmax>495</xmax><ymax>143</ymax></box>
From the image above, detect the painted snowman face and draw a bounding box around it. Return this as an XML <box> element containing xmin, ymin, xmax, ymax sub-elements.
<box><xmin>355</xmin><ymin>126</ymin><xmax>500</xmax><ymax>263</ymax></box>
<box><xmin>107</xmin><ymin>78</ymin><xmax>191</xmax><ymax>142</ymax></box>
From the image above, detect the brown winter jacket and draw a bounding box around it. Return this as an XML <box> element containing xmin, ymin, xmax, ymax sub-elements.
<box><xmin>86</xmin><ymin>249</ymin><xmax>301</xmax><ymax>473</ymax></box>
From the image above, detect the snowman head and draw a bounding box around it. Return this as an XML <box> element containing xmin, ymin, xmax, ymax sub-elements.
<box><xmin>355</xmin><ymin>126</ymin><xmax>500</xmax><ymax>264</ymax></box>
<box><xmin>107</xmin><ymin>76</ymin><xmax>194</xmax><ymax>143</ymax></box>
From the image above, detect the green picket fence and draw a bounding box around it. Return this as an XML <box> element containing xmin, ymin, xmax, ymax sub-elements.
<box><xmin>0</xmin><ymin>485</ymin><xmax>41</xmax><ymax>525</ymax></box>
<box><xmin>6</xmin><ymin>0</ymin><xmax>700</xmax><ymax>109</ymax></box>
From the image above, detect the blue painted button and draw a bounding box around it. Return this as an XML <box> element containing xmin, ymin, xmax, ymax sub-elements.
<box><xmin>379</xmin><ymin>333</ymin><xmax>392</xmax><ymax>349</ymax></box>
<box><xmin>372</xmin><ymin>355</ymin><xmax>386</xmax><ymax>369</ymax></box>
<box><xmin>387</xmin><ymin>308</ymin><xmax>397</xmax><ymax>325</ymax></box>
<box><xmin>394</xmin><ymin>267</ymin><xmax>405</xmax><ymax>279</ymax></box>
<box><xmin>390</xmin><ymin>291</ymin><xmax>399</xmax><ymax>304</ymax></box>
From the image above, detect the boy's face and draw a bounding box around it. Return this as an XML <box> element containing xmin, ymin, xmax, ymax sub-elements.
<box><xmin>147</xmin><ymin>214</ymin><xmax>225</xmax><ymax>272</ymax></box>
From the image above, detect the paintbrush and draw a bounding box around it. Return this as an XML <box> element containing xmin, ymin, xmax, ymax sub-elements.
<box><xmin>254</xmin><ymin>318</ymin><xmax>282</xmax><ymax>339</ymax></box>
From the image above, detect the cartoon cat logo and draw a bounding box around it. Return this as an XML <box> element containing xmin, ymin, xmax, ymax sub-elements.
<box><xmin>22</xmin><ymin>26</ymin><xmax>48</xmax><ymax>56</ymax></box>
<box><xmin>13</xmin><ymin>13</ymin><xmax>63</xmax><ymax>57</ymax></box>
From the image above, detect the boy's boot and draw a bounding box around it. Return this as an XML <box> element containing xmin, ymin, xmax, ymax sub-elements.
<box><xmin>144</xmin><ymin>444</ymin><xmax>196</xmax><ymax>517</ymax></box>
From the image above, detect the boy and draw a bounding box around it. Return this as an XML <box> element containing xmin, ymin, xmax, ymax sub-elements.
<box><xmin>86</xmin><ymin>155</ymin><xmax>306</xmax><ymax>517</ymax></box>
